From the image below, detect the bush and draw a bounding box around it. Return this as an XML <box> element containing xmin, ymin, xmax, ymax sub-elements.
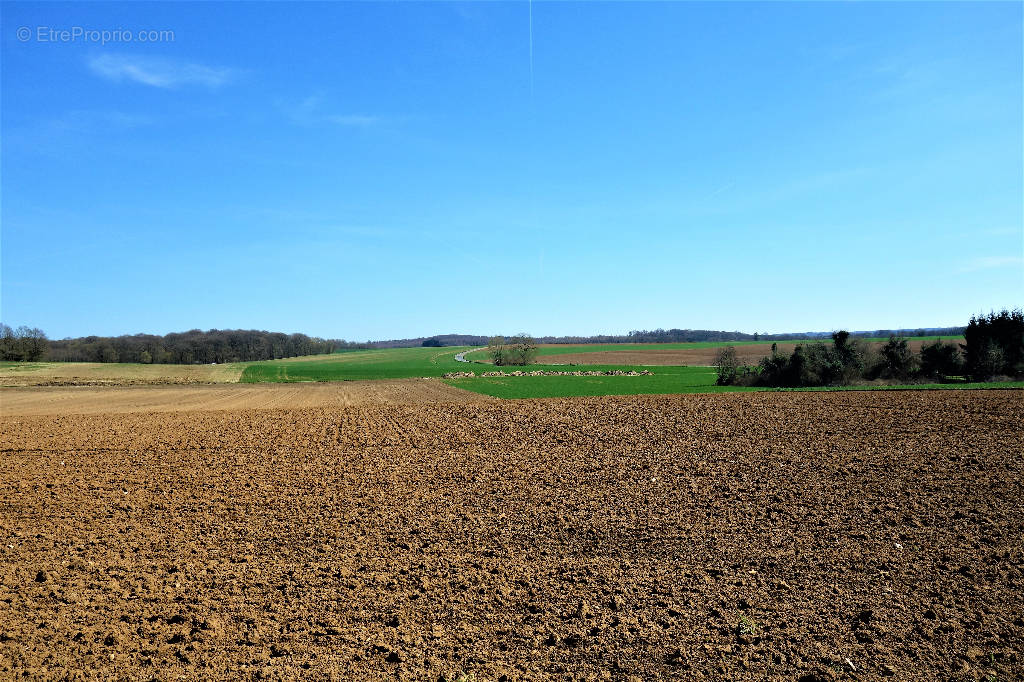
<box><xmin>831</xmin><ymin>331</ymin><xmax>864</xmax><ymax>383</ymax></box>
<box><xmin>919</xmin><ymin>339</ymin><xmax>962</xmax><ymax>379</ymax></box>
<box><xmin>714</xmin><ymin>346</ymin><xmax>740</xmax><ymax>385</ymax></box>
<box><xmin>757</xmin><ymin>344</ymin><xmax>791</xmax><ymax>386</ymax></box>
<box><xmin>874</xmin><ymin>335</ymin><xmax>915</xmax><ymax>380</ymax></box>
<box><xmin>969</xmin><ymin>340</ymin><xmax>1006</xmax><ymax>382</ymax></box>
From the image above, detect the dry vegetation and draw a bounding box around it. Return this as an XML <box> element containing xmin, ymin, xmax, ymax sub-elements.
<box><xmin>0</xmin><ymin>379</ymin><xmax>488</xmax><ymax>416</ymax></box>
<box><xmin>2</xmin><ymin>390</ymin><xmax>1021</xmax><ymax>680</ymax></box>
<box><xmin>0</xmin><ymin>361</ymin><xmax>246</xmax><ymax>387</ymax></box>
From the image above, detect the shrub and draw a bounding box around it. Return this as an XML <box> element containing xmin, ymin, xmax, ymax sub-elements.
<box><xmin>877</xmin><ymin>335</ymin><xmax>915</xmax><ymax>380</ymax></box>
<box><xmin>969</xmin><ymin>340</ymin><xmax>1006</xmax><ymax>382</ymax></box>
<box><xmin>918</xmin><ymin>339</ymin><xmax>962</xmax><ymax>379</ymax></box>
<box><xmin>487</xmin><ymin>336</ymin><xmax>506</xmax><ymax>365</ymax></box>
<box><xmin>757</xmin><ymin>344</ymin><xmax>792</xmax><ymax>386</ymax></box>
<box><xmin>831</xmin><ymin>331</ymin><xmax>864</xmax><ymax>383</ymax></box>
<box><xmin>714</xmin><ymin>346</ymin><xmax>740</xmax><ymax>385</ymax></box>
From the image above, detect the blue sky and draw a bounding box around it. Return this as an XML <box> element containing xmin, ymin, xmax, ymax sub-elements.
<box><xmin>2</xmin><ymin>1</ymin><xmax>1021</xmax><ymax>341</ymax></box>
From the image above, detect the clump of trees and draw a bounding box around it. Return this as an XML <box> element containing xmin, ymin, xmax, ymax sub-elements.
<box><xmin>752</xmin><ymin>331</ymin><xmax>867</xmax><ymax>387</ymax></box>
<box><xmin>716</xmin><ymin>309</ymin><xmax>1022</xmax><ymax>387</ymax></box>
<box><xmin>43</xmin><ymin>329</ymin><xmax>359</xmax><ymax>364</ymax></box>
<box><xmin>488</xmin><ymin>334</ymin><xmax>538</xmax><ymax>366</ymax></box>
<box><xmin>963</xmin><ymin>309</ymin><xmax>1024</xmax><ymax>380</ymax></box>
<box><xmin>0</xmin><ymin>324</ymin><xmax>49</xmax><ymax>361</ymax></box>
<box><xmin>421</xmin><ymin>338</ymin><xmax>444</xmax><ymax>347</ymax></box>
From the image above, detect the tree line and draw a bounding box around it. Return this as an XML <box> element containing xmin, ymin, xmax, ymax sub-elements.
<box><xmin>380</xmin><ymin>327</ymin><xmax>968</xmax><ymax>348</ymax></box>
<box><xmin>715</xmin><ymin>310</ymin><xmax>1023</xmax><ymax>387</ymax></box>
<box><xmin>0</xmin><ymin>325</ymin><xmax>49</xmax><ymax>361</ymax></box>
<box><xmin>2</xmin><ymin>327</ymin><xmax>366</xmax><ymax>364</ymax></box>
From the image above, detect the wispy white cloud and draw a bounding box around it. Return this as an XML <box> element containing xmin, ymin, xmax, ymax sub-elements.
<box><xmin>981</xmin><ymin>227</ymin><xmax>1022</xmax><ymax>237</ymax></box>
<box><xmin>282</xmin><ymin>95</ymin><xmax>381</xmax><ymax>127</ymax></box>
<box><xmin>3</xmin><ymin>109</ymin><xmax>155</xmax><ymax>159</ymax></box>
<box><xmin>88</xmin><ymin>54</ymin><xmax>235</xmax><ymax>88</ymax></box>
<box><xmin>325</xmin><ymin>114</ymin><xmax>379</xmax><ymax>127</ymax></box>
<box><xmin>705</xmin><ymin>182</ymin><xmax>734</xmax><ymax>199</ymax></box>
<box><xmin>57</xmin><ymin>110</ymin><xmax>154</xmax><ymax>130</ymax></box>
<box><xmin>959</xmin><ymin>256</ymin><xmax>1024</xmax><ymax>273</ymax></box>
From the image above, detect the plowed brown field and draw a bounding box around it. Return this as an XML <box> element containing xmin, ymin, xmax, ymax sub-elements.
<box><xmin>0</xmin><ymin>379</ymin><xmax>490</xmax><ymax>416</ymax></box>
<box><xmin>2</xmin><ymin>390</ymin><xmax>1021</xmax><ymax>681</ymax></box>
<box><xmin>543</xmin><ymin>341</ymin><xmax>937</xmax><ymax>367</ymax></box>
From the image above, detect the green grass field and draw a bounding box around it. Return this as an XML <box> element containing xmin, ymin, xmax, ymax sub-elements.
<box><xmin>236</xmin><ymin>345</ymin><xmax>1020</xmax><ymax>399</ymax></box>
<box><xmin>446</xmin><ymin>376</ymin><xmax>1023</xmax><ymax>399</ymax></box>
<box><xmin>444</xmin><ymin>366</ymin><xmax>738</xmax><ymax>398</ymax></box>
<box><xmin>241</xmin><ymin>346</ymin><xmax>686</xmax><ymax>383</ymax></box>
<box><xmin>240</xmin><ymin>347</ymin><xmax>477</xmax><ymax>382</ymax></box>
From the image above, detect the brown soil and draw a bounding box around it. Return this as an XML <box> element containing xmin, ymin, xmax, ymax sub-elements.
<box><xmin>545</xmin><ymin>340</ymin><xmax>940</xmax><ymax>367</ymax></box>
<box><xmin>1</xmin><ymin>390</ymin><xmax>1021</xmax><ymax>680</ymax></box>
<box><xmin>0</xmin><ymin>379</ymin><xmax>491</xmax><ymax>416</ymax></box>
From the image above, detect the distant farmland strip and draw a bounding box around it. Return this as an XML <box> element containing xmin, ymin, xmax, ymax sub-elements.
<box><xmin>531</xmin><ymin>338</ymin><xmax>965</xmax><ymax>367</ymax></box>
<box><xmin>533</xmin><ymin>336</ymin><xmax>964</xmax><ymax>357</ymax></box>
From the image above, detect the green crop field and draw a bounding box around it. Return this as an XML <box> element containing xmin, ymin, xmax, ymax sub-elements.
<box><xmin>237</xmin><ymin>345</ymin><xmax>1019</xmax><ymax>400</ymax></box>
<box><xmin>240</xmin><ymin>347</ymin><xmax>478</xmax><ymax>382</ymax></box>
<box><xmin>444</xmin><ymin>366</ymin><xmax>735</xmax><ymax>398</ymax></box>
<box><xmin>446</xmin><ymin>373</ymin><xmax>1023</xmax><ymax>399</ymax></box>
<box><xmin>240</xmin><ymin>346</ymin><xmax>684</xmax><ymax>383</ymax></box>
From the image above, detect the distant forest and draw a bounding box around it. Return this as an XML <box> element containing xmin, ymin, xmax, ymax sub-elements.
<box><xmin>40</xmin><ymin>329</ymin><xmax>365</xmax><ymax>364</ymax></box>
<box><xmin>540</xmin><ymin>327</ymin><xmax>966</xmax><ymax>344</ymax></box>
<box><xmin>1</xmin><ymin>324</ymin><xmax>969</xmax><ymax>363</ymax></box>
<box><xmin>393</xmin><ymin>327</ymin><xmax>967</xmax><ymax>348</ymax></box>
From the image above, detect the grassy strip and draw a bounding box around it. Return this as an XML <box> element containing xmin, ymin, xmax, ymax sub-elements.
<box><xmin>444</xmin><ymin>375</ymin><xmax>1023</xmax><ymax>399</ymax></box>
<box><xmin>775</xmin><ymin>381</ymin><xmax>1024</xmax><ymax>393</ymax></box>
<box><xmin>446</xmin><ymin>366</ymin><xmax>718</xmax><ymax>398</ymax></box>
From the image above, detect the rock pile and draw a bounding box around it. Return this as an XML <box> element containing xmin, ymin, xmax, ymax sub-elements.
<box><xmin>442</xmin><ymin>369</ymin><xmax>654</xmax><ymax>379</ymax></box>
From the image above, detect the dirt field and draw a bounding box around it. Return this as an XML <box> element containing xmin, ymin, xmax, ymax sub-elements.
<box><xmin>1</xmin><ymin>390</ymin><xmax>1021</xmax><ymax>680</ymax></box>
<box><xmin>545</xmin><ymin>340</ymin><xmax>938</xmax><ymax>367</ymax></box>
<box><xmin>0</xmin><ymin>361</ymin><xmax>246</xmax><ymax>386</ymax></box>
<box><xmin>0</xmin><ymin>379</ymin><xmax>490</xmax><ymax>416</ymax></box>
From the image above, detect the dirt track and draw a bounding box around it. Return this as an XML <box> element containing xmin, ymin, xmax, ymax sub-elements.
<box><xmin>0</xmin><ymin>380</ymin><xmax>490</xmax><ymax>416</ymax></box>
<box><xmin>545</xmin><ymin>340</ymin><xmax>940</xmax><ymax>367</ymax></box>
<box><xmin>1</xmin><ymin>390</ymin><xmax>1021</xmax><ymax>680</ymax></box>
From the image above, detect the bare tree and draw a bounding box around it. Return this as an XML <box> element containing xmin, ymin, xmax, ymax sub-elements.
<box><xmin>490</xmin><ymin>334</ymin><xmax>537</xmax><ymax>366</ymax></box>
<box><xmin>487</xmin><ymin>336</ymin><xmax>507</xmax><ymax>366</ymax></box>
<box><xmin>0</xmin><ymin>324</ymin><xmax>48</xmax><ymax>361</ymax></box>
